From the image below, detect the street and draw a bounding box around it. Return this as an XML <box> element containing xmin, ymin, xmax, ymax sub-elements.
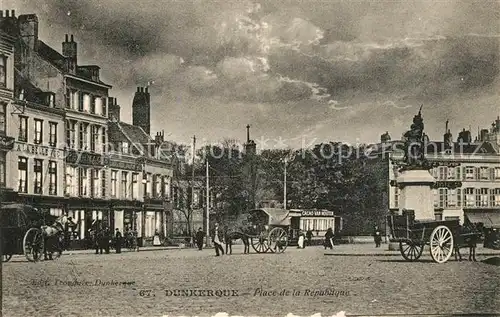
<box><xmin>3</xmin><ymin>245</ymin><xmax>500</xmax><ymax>316</ymax></box>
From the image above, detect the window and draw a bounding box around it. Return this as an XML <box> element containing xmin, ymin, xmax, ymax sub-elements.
<box><xmin>457</xmin><ymin>188</ymin><xmax>462</xmax><ymax>207</ymax></box>
<box><xmin>111</xmin><ymin>170</ymin><xmax>118</xmax><ymax>197</ymax></box>
<box><xmin>65</xmin><ymin>166</ymin><xmax>76</xmax><ymax>196</ymax></box>
<box><xmin>101</xmin><ymin>170</ymin><xmax>106</xmax><ymax>198</ymax></box>
<box><xmin>90</xmin><ymin>125</ymin><xmax>99</xmax><ymax>152</ymax></box>
<box><xmin>0</xmin><ymin>55</ymin><xmax>6</xmax><ymax>87</ymax></box>
<box><xmin>66</xmin><ymin>120</ymin><xmax>76</xmax><ymax>149</ymax></box>
<box><xmin>78</xmin><ymin>91</ymin><xmax>83</xmax><ymax>111</ymax></box>
<box><xmin>65</xmin><ymin>89</ymin><xmax>71</xmax><ymax>109</ymax></box>
<box><xmin>145</xmin><ymin>173</ymin><xmax>152</xmax><ymax>197</ymax></box>
<box><xmin>34</xmin><ymin>119</ymin><xmax>43</xmax><ymax>144</ymax></box>
<box><xmin>456</xmin><ymin>166</ymin><xmax>462</xmax><ymax>180</ymax></box>
<box><xmin>78</xmin><ymin>123</ymin><xmax>88</xmax><ymax>150</ymax></box>
<box><xmin>121</xmin><ymin>171</ymin><xmax>128</xmax><ymax>198</ymax></box>
<box><xmin>438</xmin><ymin>188</ymin><xmax>447</xmax><ymax>208</ymax></box>
<box><xmin>18</xmin><ymin>157</ymin><xmax>28</xmax><ymax>193</ymax></box>
<box><xmin>465</xmin><ymin>166</ymin><xmax>475</xmax><ymax>180</ymax></box>
<box><xmin>33</xmin><ymin>159</ymin><xmax>43</xmax><ymax>194</ymax></box>
<box><xmin>394</xmin><ymin>187</ymin><xmax>399</xmax><ymax>208</ymax></box>
<box><xmin>102</xmin><ymin>98</ymin><xmax>107</xmax><ymax>117</ymax></box>
<box><xmin>49</xmin><ymin>122</ymin><xmax>57</xmax><ymax>147</ymax></box>
<box><xmin>0</xmin><ymin>103</ymin><xmax>6</xmax><ymax>135</ymax></box>
<box><xmin>122</xmin><ymin>142</ymin><xmax>129</xmax><ymax>154</ymax></box>
<box><xmin>95</xmin><ymin>97</ymin><xmax>102</xmax><ymax>116</ymax></box>
<box><xmin>464</xmin><ymin>188</ymin><xmax>474</xmax><ymax>207</ymax></box>
<box><xmin>0</xmin><ymin>152</ymin><xmax>5</xmax><ymax>187</ymax></box>
<box><xmin>91</xmin><ymin>169</ymin><xmax>99</xmax><ymax>197</ymax></box>
<box><xmin>438</xmin><ymin>167</ymin><xmax>447</xmax><ymax>180</ymax></box>
<box><xmin>162</xmin><ymin>176</ymin><xmax>170</xmax><ymax>200</ymax></box>
<box><xmin>101</xmin><ymin>127</ymin><xmax>106</xmax><ymax>153</ymax></box>
<box><xmin>447</xmin><ymin>167</ymin><xmax>455</xmax><ymax>180</ymax></box>
<box><xmin>495</xmin><ymin>168</ymin><xmax>500</xmax><ymax>179</ymax></box>
<box><xmin>72</xmin><ymin>90</ymin><xmax>79</xmax><ymax>110</ymax></box>
<box><xmin>18</xmin><ymin>116</ymin><xmax>28</xmax><ymax>142</ymax></box>
<box><xmin>492</xmin><ymin>189</ymin><xmax>500</xmax><ymax>207</ymax></box>
<box><xmin>132</xmin><ymin>173</ymin><xmax>139</xmax><ymax>199</ymax></box>
<box><xmin>48</xmin><ymin>161</ymin><xmax>57</xmax><ymax>195</ymax></box>
<box><xmin>83</xmin><ymin>94</ymin><xmax>90</xmax><ymax>112</ymax></box>
<box><xmin>480</xmin><ymin>167</ymin><xmax>489</xmax><ymax>180</ymax></box>
<box><xmin>476</xmin><ymin>188</ymin><xmax>488</xmax><ymax>207</ymax></box>
<box><xmin>78</xmin><ymin>167</ymin><xmax>88</xmax><ymax>196</ymax></box>
<box><xmin>447</xmin><ymin>189</ymin><xmax>456</xmax><ymax>207</ymax></box>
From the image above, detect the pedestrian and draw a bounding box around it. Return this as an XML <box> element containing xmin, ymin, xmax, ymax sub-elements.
<box><xmin>297</xmin><ymin>230</ymin><xmax>305</xmax><ymax>249</ymax></box>
<box><xmin>114</xmin><ymin>228</ymin><xmax>122</xmax><ymax>254</ymax></box>
<box><xmin>211</xmin><ymin>223</ymin><xmax>224</xmax><ymax>256</ymax></box>
<box><xmin>195</xmin><ymin>227</ymin><xmax>205</xmax><ymax>250</ymax></box>
<box><xmin>373</xmin><ymin>225</ymin><xmax>382</xmax><ymax>248</ymax></box>
<box><xmin>153</xmin><ymin>229</ymin><xmax>161</xmax><ymax>246</ymax></box>
<box><xmin>306</xmin><ymin>228</ymin><xmax>313</xmax><ymax>246</ymax></box>
<box><xmin>101</xmin><ymin>226</ymin><xmax>111</xmax><ymax>254</ymax></box>
<box><xmin>324</xmin><ymin>228</ymin><xmax>334</xmax><ymax>249</ymax></box>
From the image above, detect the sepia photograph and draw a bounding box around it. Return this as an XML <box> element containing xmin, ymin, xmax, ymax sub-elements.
<box><xmin>0</xmin><ymin>0</ymin><xmax>499</xmax><ymax>316</ymax></box>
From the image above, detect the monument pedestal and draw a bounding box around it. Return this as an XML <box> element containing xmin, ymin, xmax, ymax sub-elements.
<box><xmin>397</xmin><ymin>169</ymin><xmax>435</xmax><ymax>220</ymax></box>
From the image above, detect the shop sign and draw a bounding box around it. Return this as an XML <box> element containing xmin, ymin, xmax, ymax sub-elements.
<box><xmin>15</xmin><ymin>142</ymin><xmax>63</xmax><ymax>158</ymax></box>
<box><xmin>66</xmin><ymin>150</ymin><xmax>108</xmax><ymax>166</ymax></box>
<box><xmin>109</xmin><ymin>159</ymin><xmax>142</xmax><ymax>171</ymax></box>
<box><xmin>301</xmin><ymin>210</ymin><xmax>334</xmax><ymax>217</ymax></box>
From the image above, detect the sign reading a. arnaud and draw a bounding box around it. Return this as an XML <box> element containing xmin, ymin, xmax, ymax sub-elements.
<box><xmin>15</xmin><ymin>142</ymin><xmax>64</xmax><ymax>159</ymax></box>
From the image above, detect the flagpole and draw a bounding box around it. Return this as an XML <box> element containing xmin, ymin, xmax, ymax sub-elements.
<box><xmin>205</xmin><ymin>160</ymin><xmax>210</xmax><ymax>247</ymax></box>
<box><xmin>284</xmin><ymin>157</ymin><xmax>287</xmax><ymax>210</ymax></box>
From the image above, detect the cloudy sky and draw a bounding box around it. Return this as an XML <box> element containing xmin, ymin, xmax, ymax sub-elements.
<box><xmin>6</xmin><ymin>0</ymin><xmax>500</xmax><ymax>148</ymax></box>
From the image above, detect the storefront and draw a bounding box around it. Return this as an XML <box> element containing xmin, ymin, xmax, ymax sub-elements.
<box><xmin>297</xmin><ymin>209</ymin><xmax>340</xmax><ymax>236</ymax></box>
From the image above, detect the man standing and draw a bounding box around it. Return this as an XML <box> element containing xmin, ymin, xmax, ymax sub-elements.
<box><xmin>195</xmin><ymin>227</ymin><xmax>205</xmax><ymax>250</ymax></box>
<box><xmin>211</xmin><ymin>223</ymin><xmax>224</xmax><ymax>256</ymax></box>
<box><xmin>373</xmin><ymin>225</ymin><xmax>382</xmax><ymax>248</ymax></box>
<box><xmin>114</xmin><ymin>229</ymin><xmax>122</xmax><ymax>254</ymax></box>
<box><xmin>306</xmin><ymin>228</ymin><xmax>313</xmax><ymax>246</ymax></box>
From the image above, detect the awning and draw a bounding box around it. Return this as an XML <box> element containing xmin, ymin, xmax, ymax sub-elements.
<box><xmin>464</xmin><ymin>210</ymin><xmax>500</xmax><ymax>228</ymax></box>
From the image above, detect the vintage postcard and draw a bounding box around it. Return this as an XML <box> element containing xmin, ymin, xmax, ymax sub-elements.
<box><xmin>1</xmin><ymin>0</ymin><xmax>499</xmax><ymax>316</ymax></box>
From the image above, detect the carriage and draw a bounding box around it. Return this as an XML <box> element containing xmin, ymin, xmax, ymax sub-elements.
<box><xmin>242</xmin><ymin>208</ymin><xmax>295</xmax><ymax>254</ymax></box>
<box><xmin>0</xmin><ymin>203</ymin><xmax>61</xmax><ymax>262</ymax></box>
<box><xmin>387</xmin><ymin>210</ymin><xmax>484</xmax><ymax>263</ymax></box>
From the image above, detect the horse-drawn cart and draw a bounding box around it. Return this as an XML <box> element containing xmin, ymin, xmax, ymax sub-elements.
<box><xmin>245</xmin><ymin>208</ymin><xmax>293</xmax><ymax>254</ymax></box>
<box><xmin>387</xmin><ymin>211</ymin><xmax>483</xmax><ymax>263</ymax></box>
<box><xmin>1</xmin><ymin>204</ymin><xmax>61</xmax><ymax>262</ymax></box>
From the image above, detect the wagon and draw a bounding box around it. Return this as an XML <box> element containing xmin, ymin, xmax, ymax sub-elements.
<box><xmin>246</xmin><ymin>208</ymin><xmax>292</xmax><ymax>254</ymax></box>
<box><xmin>1</xmin><ymin>204</ymin><xmax>59</xmax><ymax>262</ymax></box>
<box><xmin>387</xmin><ymin>211</ymin><xmax>481</xmax><ymax>263</ymax></box>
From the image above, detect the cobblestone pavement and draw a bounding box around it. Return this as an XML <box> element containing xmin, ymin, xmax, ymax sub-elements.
<box><xmin>3</xmin><ymin>245</ymin><xmax>500</xmax><ymax>317</ymax></box>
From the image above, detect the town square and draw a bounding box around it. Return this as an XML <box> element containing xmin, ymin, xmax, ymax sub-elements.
<box><xmin>1</xmin><ymin>0</ymin><xmax>500</xmax><ymax>316</ymax></box>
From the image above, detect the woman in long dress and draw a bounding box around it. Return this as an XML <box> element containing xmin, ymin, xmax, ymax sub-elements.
<box><xmin>297</xmin><ymin>230</ymin><xmax>305</xmax><ymax>248</ymax></box>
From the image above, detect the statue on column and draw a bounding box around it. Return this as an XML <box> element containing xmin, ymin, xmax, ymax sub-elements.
<box><xmin>401</xmin><ymin>105</ymin><xmax>428</xmax><ymax>169</ymax></box>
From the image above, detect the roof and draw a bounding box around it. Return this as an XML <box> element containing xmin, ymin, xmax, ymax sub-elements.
<box><xmin>108</xmin><ymin>120</ymin><xmax>154</xmax><ymax>156</ymax></box>
<box><xmin>464</xmin><ymin>210</ymin><xmax>500</xmax><ymax>228</ymax></box>
<box><xmin>249</xmin><ymin>208</ymin><xmax>291</xmax><ymax>226</ymax></box>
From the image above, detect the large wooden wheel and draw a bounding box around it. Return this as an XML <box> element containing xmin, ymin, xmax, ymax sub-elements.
<box><xmin>251</xmin><ymin>232</ymin><xmax>269</xmax><ymax>253</ymax></box>
<box><xmin>2</xmin><ymin>254</ymin><xmax>13</xmax><ymax>262</ymax></box>
<box><xmin>399</xmin><ymin>241</ymin><xmax>423</xmax><ymax>261</ymax></box>
<box><xmin>268</xmin><ymin>227</ymin><xmax>288</xmax><ymax>253</ymax></box>
<box><xmin>430</xmin><ymin>225</ymin><xmax>454</xmax><ymax>264</ymax></box>
<box><xmin>23</xmin><ymin>228</ymin><xmax>44</xmax><ymax>262</ymax></box>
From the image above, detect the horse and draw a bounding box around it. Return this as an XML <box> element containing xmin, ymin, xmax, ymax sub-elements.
<box><xmin>223</xmin><ymin>223</ymin><xmax>253</xmax><ymax>255</ymax></box>
<box><xmin>454</xmin><ymin>222</ymin><xmax>483</xmax><ymax>262</ymax></box>
<box><xmin>40</xmin><ymin>215</ymin><xmax>76</xmax><ymax>260</ymax></box>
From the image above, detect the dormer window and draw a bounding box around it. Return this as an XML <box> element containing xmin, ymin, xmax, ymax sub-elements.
<box><xmin>46</xmin><ymin>93</ymin><xmax>55</xmax><ymax>107</ymax></box>
<box><xmin>122</xmin><ymin>141</ymin><xmax>129</xmax><ymax>154</ymax></box>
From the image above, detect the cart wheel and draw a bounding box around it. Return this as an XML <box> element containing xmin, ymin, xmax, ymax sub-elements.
<box><xmin>268</xmin><ymin>227</ymin><xmax>288</xmax><ymax>253</ymax></box>
<box><xmin>2</xmin><ymin>254</ymin><xmax>13</xmax><ymax>262</ymax></box>
<box><xmin>430</xmin><ymin>225</ymin><xmax>454</xmax><ymax>264</ymax></box>
<box><xmin>399</xmin><ymin>241</ymin><xmax>423</xmax><ymax>261</ymax></box>
<box><xmin>23</xmin><ymin>228</ymin><xmax>45</xmax><ymax>262</ymax></box>
<box><xmin>251</xmin><ymin>232</ymin><xmax>269</xmax><ymax>253</ymax></box>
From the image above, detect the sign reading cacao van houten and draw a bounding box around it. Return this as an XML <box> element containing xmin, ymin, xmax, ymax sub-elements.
<box><xmin>301</xmin><ymin>210</ymin><xmax>334</xmax><ymax>217</ymax></box>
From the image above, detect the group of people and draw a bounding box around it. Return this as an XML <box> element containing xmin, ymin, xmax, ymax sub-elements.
<box><xmin>89</xmin><ymin>225</ymin><xmax>139</xmax><ymax>254</ymax></box>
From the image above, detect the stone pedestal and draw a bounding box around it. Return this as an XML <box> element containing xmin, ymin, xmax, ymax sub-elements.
<box><xmin>397</xmin><ymin>169</ymin><xmax>435</xmax><ymax>221</ymax></box>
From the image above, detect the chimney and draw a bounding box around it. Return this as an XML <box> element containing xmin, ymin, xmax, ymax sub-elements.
<box><xmin>11</xmin><ymin>10</ymin><xmax>15</xmax><ymax>17</ymax></box>
<box><xmin>18</xmin><ymin>14</ymin><xmax>39</xmax><ymax>51</ymax></box>
<box><xmin>132</xmin><ymin>86</ymin><xmax>151</xmax><ymax>135</ymax></box>
<box><xmin>246</xmin><ymin>124</ymin><xmax>250</xmax><ymax>143</ymax></box>
<box><xmin>62</xmin><ymin>33</ymin><xmax>77</xmax><ymax>71</ymax></box>
<box><xmin>5</xmin><ymin>10</ymin><xmax>9</xmax><ymax>17</ymax></box>
<box><xmin>145</xmin><ymin>87</ymin><xmax>148</xmax><ymax>93</ymax></box>
<box><xmin>108</xmin><ymin>97</ymin><xmax>120</xmax><ymax>121</ymax></box>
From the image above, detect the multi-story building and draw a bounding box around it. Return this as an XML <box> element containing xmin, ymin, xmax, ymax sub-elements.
<box><xmin>108</xmin><ymin>88</ymin><xmax>173</xmax><ymax>245</ymax></box>
<box><xmin>0</xmin><ymin>12</ymin><xmax>17</xmax><ymax>202</ymax></box>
